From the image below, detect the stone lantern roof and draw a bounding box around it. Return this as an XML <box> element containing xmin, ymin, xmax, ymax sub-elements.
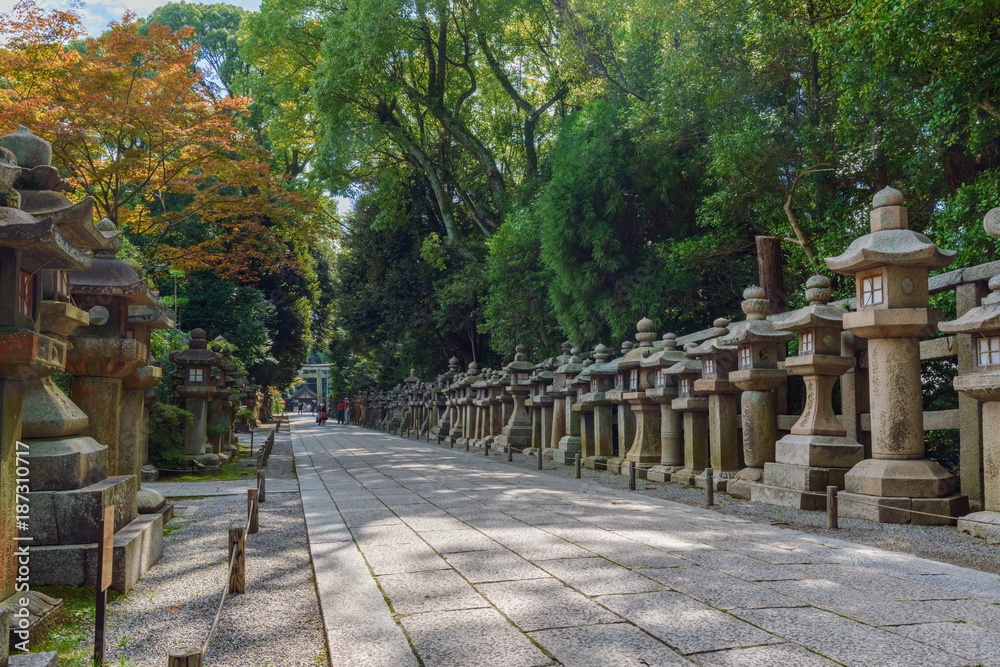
<box><xmin>70</xmin><ymin>254</ymin><xmax>157</xmax><ymax>306</ymax></box>
<box><xmin>0</xmin><ymin>206</ymin><xmax>90</xmax><ymax>271</ymax></box>
<box><xmin>826</xmin><ymin>186</ymin><xmax>956</xmax><ymax>274</ymax></box>
<box><xmin>554</xmin><ymin>347</ymin><xmax>584</xmax><ymax>377</ymax></box>
<box><xmin>405</xmin><ymin>369</ymin><xmax>420</xmax><ymax>386</ymax></box>
<box><xmin>684</xmin><ymin>318</ymin><xmax>735</xmax><ymax>357</ymax></box>
<box><xmin>1</xmin><ymin>126</ymin><xmax>119</xmax><ymax>253</ymax></box>
<box><xmin>641</xmin><ymin>333</ymin><xmax>687</xmax><ymax>370</ymax></box>
<box><xmin>941</xmin><ymin>274</ymin><xmax>1000</xmax><ymax>334</ymax></box>
<box><xmin>720</xmin><ymin>287</ymin><xmax>794</xmax><ymax>347</ymax></box>
<box><xmin>621</xmin><ymin>318</ymin><xmax>658</xmax><ymax>368</ymax></box>
<box><xmin>170</xmin><ymin>328</ymin><xmax>220</xmax><ymax>366</ymax></box>
<box><xmin>775</xmin><ymin>276</ymin><xmax>846</xmax><ymax>333</ymax></box>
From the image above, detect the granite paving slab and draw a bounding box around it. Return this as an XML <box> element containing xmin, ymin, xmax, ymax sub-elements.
<box><xmin>765</xmin><ymin>578</ymin><xmax>953</xmax><ymax>626</ymax></box>
<box><xmin>645</xmin><ymin>566</ymin><xmax>804</xmax><ymax>611</ymax></box>
<box><xmin>734</xmin><ymin>607</ymin><xmax>974</xmax><ymax>666</ymax></box>
<box><xmin>678</xmin><ymin>550</ymin><xmax>807</xmax><ymax>582</ymax></box>
<box><xmin>418</xmin><ymin>529</ymin><xmax>501</xmax><ymax>553</ymax></box>
<box><xmin>598</xmin><ymin>590</ymin><xmax>780</xmax><ymax>655</ymax></box>
<box><xmin>476</xmin><ymin>577</ymin><xmax>620</xmax><ymax>631</ymax></box>
<box><xmin>445</xmin><ymin>549</ymin><xmax>550</xmax><ymax>583</ymax></box>
<box><xmin>530</xmin><ymin>623</ymin><xmax>693</xmax><ymax>666</ymax></box>
<box><xmin>927</xmin><ymin>598</ymin><xmax>1000</xmax><ymax>631</ymax></box>
<box><xmin>789</xmin><ymin>563</ymin><xmax>967</xmax><ymax>601</ymax></box>
<box><xmin>688</xmin><ymin>643</ymin><xmax>838</xmax><ymax>666</ymax></box>
<box><xmin>377</xmin><ymin>568</ymin><xmax>490</xmax><ymax>614</ymax></box>
<box><xmin>891</xmin><ymin>621</ymin><xmax>1000</xmax><ymax>665</ymax></box>
<box><xmin>357</xmin><ymin>540</ymin><xmax>450</xmax><ymax>574</ymax></box>
<box><xmin>538</xmin><ymin>557</ymin><xmax>663</xmax><ymax>596</ymax></box>
<box><xmin>401</xmin><ymin>607</ymin><xmax>554</xmax><ymax>667</ymax></box>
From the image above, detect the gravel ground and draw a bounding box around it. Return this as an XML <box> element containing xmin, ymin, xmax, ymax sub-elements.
<box><xmin>104</xmin><ymin>462</ymin><xmax>325</xmax><ymax>665</ymax></box>
<box><xmin>441</xmin><ymin>441</ymin><xmax>1000</xmax><ymax>576</ymax></box>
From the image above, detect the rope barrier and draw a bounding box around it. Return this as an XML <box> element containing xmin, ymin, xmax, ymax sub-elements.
<box><xmin>195</xmin><ymin>473</ymin><xmax>264</xmax><ymax>659</ymax></box>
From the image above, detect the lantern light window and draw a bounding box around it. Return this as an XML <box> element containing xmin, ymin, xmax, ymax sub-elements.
<box><xmin>977</xmin><ymin>337</ymin><xmax>1000</xmax><ymax>367</ymax></box>
<box><xmin>861</xmin><ymin>274</ymin><xmax>884</xmax><ymax>306</ymax></box>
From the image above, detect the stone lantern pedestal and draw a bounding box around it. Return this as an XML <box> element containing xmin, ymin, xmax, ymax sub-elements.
<box><xmin>498</xmin><ymin>347</ymin><xmax>534</xmax><ymax>452</ymax></box>
<box><xmin>580</xmin><ymin>345</ymin><xmax>618</xmax><ymax>470</ymax></box>
<box><xmin>604</xmin><ymin>342</ymin><xmax>637</xmax><ymax>473</ymax></box>
<box><xmin>751</xmin><ymin>276</ymin><xmax>864</xmax><ymax>509</ymax></box>
<box><xmin>828</xmin><ymin>186</ymin><xmax>967</xmax><ymax>523</ymax></box>
<box><xmin>667</xmin><ymin>359</ymin><xmax>710</xmax><ymax>485</ymax></box>
<box><xmin>553</xmin><ymin>349</ymin><xmax>584</xmax><ymax>464</ymax></box>
<box><xmin>620</xmin><ymin>319</ymin><xmax>662</xmax><ymax>477</ymax></box>
<box><xmin>642</xmin><ymin>334</ymin><xmax>687</xmax><ymax>482</ymax></box>
<box><xmin>170</xmin><ymin>329</ymin><xmax>220</xmax><ymax>464</ymax></box>
<box><xmin>525</xmin><ymin>361</ymin><xmax>554</xmax><ymax>457</ymax></box>
<box><xmin>722</xmin><ymin>287</ymin><xmax>793</xmax><ymax>499</ymax></box>
<box><xmin>431</xmin><ymin>358</ymin><xmax>460</xmax><ymax>441</ymax></box>
<box><xmin>686</xmin><ymin>319</ymin><xmax>742</xmax><ymax>490</ymax></box>
<box><xmin>548</xmin><ymin>342</ymin><xmax>572</xmax><ymax>451</ymax></box>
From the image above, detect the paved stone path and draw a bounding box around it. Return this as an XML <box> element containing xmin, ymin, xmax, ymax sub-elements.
<box><xmin>292</xmin><ymin>415</ymin><xmax>1000</xmax><ymax>667</ymax></box>
<box><xmin>146</xmin><ymin>479</ymin><xmax>300</xmax><ymax>497</ymax></box>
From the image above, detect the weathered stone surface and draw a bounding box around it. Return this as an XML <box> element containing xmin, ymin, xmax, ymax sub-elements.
<box><xmin>775</xmin><ymin>434</ymin><xmax>864</xmax><ymax>469</ymax></box>
<box><xmin>23</xmin><ymin>436</ymin><xmax>106</xmax><ymax>491</ymax></box>
<box><xmin>8</xmin><ymin>652</ymin><xmax>59</xmax><ymax>667</ymax></box>
<box><xmin>845</xmin><ymin>458</ymin><xmax>956</xmax><ymax>498</ymax></box>
<box><xmin>531</xmin><ymin>623</ymin><xmax>691</xmax><ymax>666</ymax></box>
<box><xmin>52</xmin><ymin>475</ymin><xmax>138</xmax><ymax>544</ymax></box>
<box><xmin>136</xmin><ymin>487</ymin><xmax>165</xmax><ymax>514</ymax></box>
<box><xmin>20</xmin><ymin>377</ymin><xmax>88</xmax><ymax>438</ymax></box>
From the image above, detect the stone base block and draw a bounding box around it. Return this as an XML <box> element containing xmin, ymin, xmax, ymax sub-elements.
<box><xmin>141</xmin><ymin>465</ymin><xmax>159</xmax><ymax>482</ymax></box>
<box><xmin>762</xmin><ymin>462</ymin><xmax>847</xmax><ymax>493</ymax></box>
<box><xmin>775</xmin><ymin>434</ymin><xmax>864</xmax><ymax>469</ymax></box>
<box><xmin>726</xmin><ymin>479</ymin><xmax>753</xmax><ymax>500</ymax></box>
<box><xmin>553</xmin><ymin>449</ymin><xmax>580</xmax><ymax>464</ymax></box>
<box><xmin>750</xmin><ymin>483</ymin><xmax>825</xmax><ymax>510</ymax></box>
<box><xmin>1</xmin><ymin>591</ymin><xmax>62</xmax><ymax>651</ymax></box>
<box><xmin>845</xmin><ymin>458</ymin><xmax>956</xmax><ymax>498</ymax></box>
<box><xmin>839</xmin><ymin>492</ymin><xmax>967</xmax><ymax>525</ymax></box>
<box><xmin>27</xmin><ymin>475</ymin><xmax>138</xmax><ymax>546</ymax></box>
<box><xmin>694</xmin><ymin>469</ymin><xmax>739</xmax><ymax>492</ymax></box>
<box><xmin>23</xmin><ymin>436</ymin><xmax>107</xmax><ymax>492</ymax></box>
<box><xmin>605</xmin><ymin>457</ymin><xmax>628</xmax><ymax>475</ymax></box>
<box><xmin>584</xmin><ymin>456</ymin><xmax>611</xmax><ymax>471</ymax></box>
<box><xmin>29</xmin><ymin>505</ymin><xmax>169</xmax><ymax>592</ymax></box>
<box><xmin>670</xmin><ymin>469</ymin><xmax>703</xmax><ymax>486</ymax></box>
<box><xmin>9</xmin><ymin>652</ymin><xmax>58</xmax><ymax>667</ymax></box>
<box><xmin>645</xmin><ymin>465</ymin><xmax>681</xmax><ymax>483</ymax></box>
<box><xmin>957</xmin><ymin>511</ymin><xmax>1000</xmax><ymax>541</ymax></box>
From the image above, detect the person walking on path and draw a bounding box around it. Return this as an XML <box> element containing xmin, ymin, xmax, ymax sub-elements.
<box><xmin>337</xmin><ymin>400</ymin><xmax>346</xmax><ymax>424</ymax></box>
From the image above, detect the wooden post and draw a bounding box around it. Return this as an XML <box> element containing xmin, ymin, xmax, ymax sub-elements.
<box><xmin>168</xmin><ymin>648</ymin><xmax>203</xmax><ymax>667</ymax></box>
<box><xmin>247</xmin><ymin>489</ymin><xmax>259</xmax><ymax>534</ymax></box>
<box><xmin>94</xmin><ymin>504</ymin><xmax>114</xmax><ymax>664</ymax></box>
<box><xmin>484</xmin><ymin>441</ymin><xmax>490</xmax><ymax>457</ymax></box>
<box><xmin>575</xmin><ymin>452</ymin><xmax>582</xmax><ymax>479</ymax></box>
<box><xmin>705</xmin><ymin>468</ymin><xmax>714</xmax><ymax>508</ymax></box>
<box><xmin>257</xmin><ymin>471</ymin><xmax>266</xmax><ymax>503</ymax></box>
<box><xmin>228</xmin><ymin>528</ymin><xmax>246</xmax><ymax>594</ymax></box>
<box><xmin>507</xmin><ymin>444</ymin><xmax>513</xmax><ymax>462</ymax></box>
<box><xmin>536</xmin><ymin>448</ymin><xmax>542</xmax><ymax>470</ymax></box>
<box><xmin>827</xmin><ymin>486</ymin><xmax>838</xmax><ymax>530</ymax></box>
<box><xmin>628</xmin><ymin>461</ymin><xmax>636</xmax><ymax>491</ymax></box>
<box><xmin>755</xmin><ymin>236</ymin><xmax>785</xmax><ymax>315</ymax></box>
<box><xmin>465</xmin><ymin>440</ymin><xmax>470</xmax><ymax>452</ymax></box>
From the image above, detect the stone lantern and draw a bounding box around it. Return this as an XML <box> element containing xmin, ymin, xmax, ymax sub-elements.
<box><xmin>940</xmin><ymin>210</ymin><xmax>1000</xmax><ymax>534</ymax></box>
<box><xmin>471</xmin><ymin>369</ymin><xmax>491</xmax><ymax>447</ymax></box>
<box><xmin>618</xmin><ymin>319</ymin><xmax>663</xmax><ymax>476</ymax></box>
<box><xmin>432</xmin><ymin>357</ymin><xmax>461</xmax><ymax>441</ymax></box>
<box><xmin>482</xmin><ymin>370</ymin><xmax>503</xmax><ymax>447</ymax></box>
<box><xmin>685</xmin><ymin>318</ymin><xmax>741</xmax><ymax>490</ymax></box>
<box><xmin>752</xmin><ymin>275</ymin><xmax>864</xmax><ymax>509</ymax></box>
<box><xmin>456</xmin><ymin>363</ymin><xmax>479</xmax><ymax>446</ymax></box>
<box><xmin>498</xmin><ymin>346</ymin><xmax>534</xmax><ymax>452</ymax></box>
<box><xmin>527</xmin><ymin>359</ymin><xmax>555</xmax><ymax>455</ymax></box>
<box><xmin>124</xmin><ymin>301</ymin><xmax>173</xmax><ymax>482</ymax></box>
<box><xmin>666</xmin><ymin>357</ymin><xmax>710</xmax><ymax>485</ymax></box>
<box><xmin>170</xmin><ymin>329</ymin><xmax>220</xmax><ymax>463</ymax></box>
<box><xmin>604</xmin><ymin>341</ymin><xmax>638</xmax><ymax>472</ymax></box>
<box><xmin>721</xmin><ymin>287</ymin><xmax>793</xmax><ymax>498</ymax></box>
<box><xmin>580</xmin><ymin>345</ymin><xmax>618</xmax><ymax>469</ymax></box>
<box><xmin>547</xmin><ymin>342</ymin><xmax>573</xmax><ymax>449</ymax></box>
<box><xmin>567</xmin><ymin>353</ymin><xmax>597</xmax><ymax>461</ymax></box>
<box><xmin>827</xmin><ymin>186</ymin><xmax>967</xmax><ymax>522</ymax></box>
<box><xmin>404</xmin><ymin>370</ymin><xmax>420</xmax><ymax>436</ymax></box>
<box><xmin>641</xmin><ymin>333</ymin><xmax>687</xmax><ymax>482</ymax></box>
<box><xmin>4</xmin><ymin>126</ymin><xmax>168</xmax><ymax>598</ymax></box>
<box><xmin>552</xmin><ymin>348</ymin><xmax>584</xmax><ymax>463</ymax></box>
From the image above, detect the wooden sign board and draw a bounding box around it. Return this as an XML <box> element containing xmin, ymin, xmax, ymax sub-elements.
<box><xmin>100</xmin><ymin>505</ymin><xmax>114</xmax><ymax>592</ymax></box>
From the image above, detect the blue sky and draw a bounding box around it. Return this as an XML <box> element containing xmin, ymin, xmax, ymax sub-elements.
<box><xmin>1</xmin><ymin>0</ymin><xmax>262</xmax><ymax>37</ymax></box>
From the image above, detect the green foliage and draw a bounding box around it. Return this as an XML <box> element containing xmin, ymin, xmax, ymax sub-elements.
<box><xmin>148</xmin><ymin>402</ymin><xmax>194</xmax><ymax>468</ymax></box>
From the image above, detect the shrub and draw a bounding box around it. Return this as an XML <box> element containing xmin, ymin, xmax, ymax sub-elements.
<box><xmin>148</xmin><ymin>402</ymin><xmax>193</xmax><ymax>468</ymax></box>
